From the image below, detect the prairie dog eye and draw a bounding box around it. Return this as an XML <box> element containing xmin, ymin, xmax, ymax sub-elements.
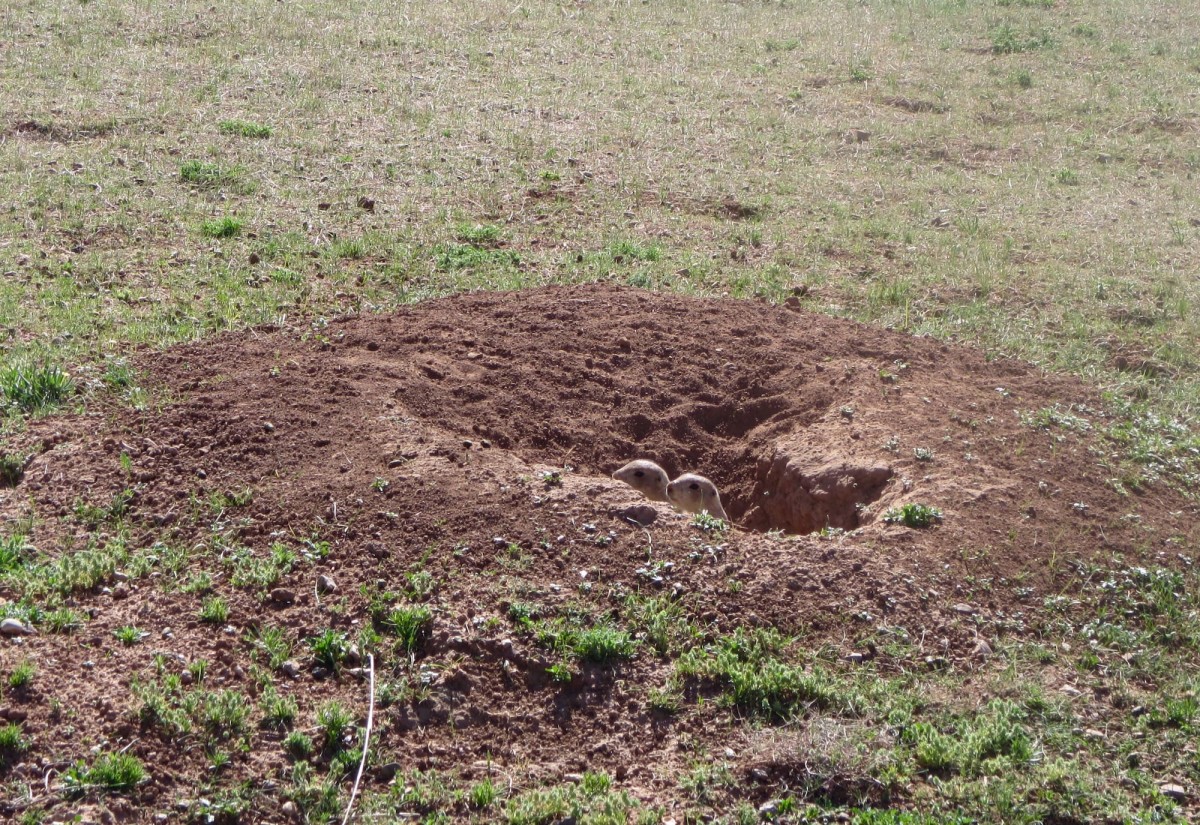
<box><xmin>689</xmin><ymin>482</ymin><xmax>700</xmax><ymax>491</ymax></box>
<box><xmin>634</xmin><ymin>470</ymin><xmax>644</xmax><ymax>477</ymax></box>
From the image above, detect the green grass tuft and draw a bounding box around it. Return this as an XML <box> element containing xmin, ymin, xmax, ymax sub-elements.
<box><xmin>883</xmin><ymin>503</ymin><xmax>943</xmax><ymax>528</ymax></box>
<box><xmin>63</xmin><ymin>752</ymin><xmax>147</xmax><ymax>796</ymax></box>
<box><xmin>218</xmin><ymin>118</ymin><xmax>272</xmax><ymax>138</ymax></box>
<box><xmin>199</xmin><ymin>216</ymin><xmax>245</xmax><ymax>238</ymax></box>
<box><xmin>0</xmin><ymin>363</ymin><xmax>74</xmax><ymax>414</ymax></box>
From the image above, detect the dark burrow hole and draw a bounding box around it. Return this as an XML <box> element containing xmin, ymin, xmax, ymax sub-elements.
<box><xmin>734</xmin><ymin>449</ymin><xmax>894</xmax><ymax>534</ymax></box>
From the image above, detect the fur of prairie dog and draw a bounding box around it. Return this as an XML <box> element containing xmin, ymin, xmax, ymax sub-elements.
<box><xmin>611</xmin><ymin>459</ymin><xmax>670</xmax><ymax>503</ymax></box>
<box><xmin>667</xmin><ymin>473</ymin><xmax>730</xmax><ymax>522</ymax></box>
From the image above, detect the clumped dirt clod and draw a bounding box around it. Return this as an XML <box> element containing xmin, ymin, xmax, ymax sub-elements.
<box><xmin>2</xmin><ymin>285</ymin><xmax>1196</xmax><ymax>819</ymax></box>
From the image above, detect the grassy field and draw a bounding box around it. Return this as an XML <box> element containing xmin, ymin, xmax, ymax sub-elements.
<box><xmin>3</xmin><ymin>0</ymin><xmax>1200</xmax><ymax>822</ymax></box>
<box><xmin>3</xmin><ymin>0</ymin><xmax>1199</xmax><ymax>474</ymax></box>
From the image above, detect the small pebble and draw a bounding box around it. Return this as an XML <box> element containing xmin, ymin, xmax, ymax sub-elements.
<box><xmin>280</xmin><ymin>660</ymin><xmax>301</xmax><ymax>678</ymax></box>
<box><xmin>317</xmin><ymin>574</ymin><xmax>337</xmax><ymax>594</ymax></box>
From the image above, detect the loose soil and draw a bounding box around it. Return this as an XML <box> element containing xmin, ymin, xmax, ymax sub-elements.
<box><xmin>2</xmin><ymin>285</ymin><xmax>1197</xmax><ymax>821</ymax></box>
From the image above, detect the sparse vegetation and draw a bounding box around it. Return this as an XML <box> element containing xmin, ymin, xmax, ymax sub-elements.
<box><xmin>218</xmin><ymin>118</ymin><xmax>272</xmax><ymax>138</ymax></box>
<box><xmin>883</xmin><ymin>503</ymin><xmax>943</xmax><ymax>528</ymax></box>
<box><xmin>200</xmin><ymin>216</ymin><xmax>245</xmax><ymax>238</ymax></box>
<box><xmin>0</xmin><ymin>363</ymin><xmax>74</xmax><ymax>414</ymax></box>
<box><xmin>3</xmin><ymin>1</ymin><xmax>1200</xmax><ymax>822</ymax></box>
<box><xmin>62</xmin><ymin>752</ymin><xmax>146</xmax><ymax>795</ymax></box>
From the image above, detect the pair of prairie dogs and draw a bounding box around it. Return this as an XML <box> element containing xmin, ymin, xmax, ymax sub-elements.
<box><xmin>612</xmin><ymin>460</ymin><xmax>729</xmax><ymax>523</ymax></box>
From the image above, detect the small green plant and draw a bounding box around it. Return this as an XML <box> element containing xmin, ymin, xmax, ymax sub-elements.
<box><xmin>1055</xmin><ymin>168</ymin><xmax>1080</xmax><ymax>186</ymax></box>
<box><xmin>8</xmin><ymin>659</ymin><xmax>35</xmax><ymax>689</ymax></box>
<box><xmin>63</xmin><ymin>752</ymin><xmax>146</xmax><ymax>795</ymax></box>
<box><xmin>0</xmin><ymin>723</ymin><xmax>30</xmax><ymax>762</ymax></box>
<box><xmin>991</xmin><ymin>24</ymin><xmax>1054</xmax><ymax>54</ymax></box>
<box><xmin>180</xmin><ymin>159</ymin><xmax>242</xmax><ymax>187</ymax></box>
<box><xmin>0</xmin><ymin>533</ymin><xmax>30</xmax><ymax>571</ymax></box>
<box><xmin>848</xmin><ymin>56</ymin><xmax>873</xmax><ymax>82</ymax></box>
<box><xmin>0</xmin><ymin>363</ymin><xmax>75</xmax><ymax>414</ymax></box>
<box><xmin>405</xmin><ymin>569</ymin><xmax>436</xmax><ymax>601</ymax></box>
<box><xmin>883</xmin><ymin>503</ymin><xmax>943</xmax><ymax>528</ymax></box>
<box><xmin>199</xmin><ymin>595</ymin><xmax>230</xmax><ymax>624</ymax></box>
<box><xmin>606</xmin><ymin>239</ymin><xmax>662</xmax><ymax>262</ymax></box>
<box><xmin>283</xmin><ymin>730</ymin><xmax>313</xmax><ymax>759</ymax></box>
<box><xmin>309</xmin><ymin>629</ymin><xmax>351</xmax><ymax>671</ymax></box>
<box><xmin>260</xmin><ymin>689</ymin><xmax>298</xmax><ymax>729</ymax></box>
<box><xmin>218</xmin><ymin>118</ymin><xmax>272</xmax><ymax>138</ymax></box>
<box><xmin>690</xmin><ymin>510</ymin><xmax>728</xmax><ymax>532</ymax></box>
<box><xmin>454</xmin><ymin>222</ymin><xmax>502</xmax><ymax>246</ymax></box>
<box><xmin>316</xmin><ymin>701</ymin><xmax>354</xmax><ymax>750</ymax></box>
<box><xmin>913</xmin><ymin>447</ymin><xmax>935</xmax><ymax>461</ymax></box>
<box><xmin>248</xmin><ymin>625</ymin><xmax>293</xmax><ymax>670</ymax></box>
<box><xmin>200</xmin><ymin>216</ymin><xmax>245</xmax><ymax>238</ymax></box>
<box><xmin>547</xmin><ymin>661</ymin><xmax>574</xmax><ymax>683</ymax></box>
<box><xmin>1013</xmin><ymin>68</ymin><xmax>1033</xmax><ymax>88</ymax></box>
<box><xmin>114</xmin><ymin>625</ymin><xmax>145</xmax><ymax>645</ymax></box>
<box><xmin>385</xmin><ymin>605</ymin><xmax>432</xmax><ymax>653</ymax></box>
<box><xmin>44</xmin><ymin>607</ymin><xmax>84</xmax><ymax>633</ymax></box>
<box><xmin>468</xmin><ymin>776</ymin><xmax>498</xmax><ymax>808</ymax></box>
<box><xmin>571</xmin><ymin>624</ymin><xmax>637</xmax><ymax>663</ymax></box>
<box><xmin>370</xmin><ymin>477</ymin><xmax>390</xmax><ymax>493</ymax></box>
<box><xmin>0</xmin><ymin>453</ymin><xmax>25</xmax><ymax>487</ymax></box>
<box><xmin>433</xmin><ymin>243</ymin><xmax>520</xmax><ymax>271</ymax></box>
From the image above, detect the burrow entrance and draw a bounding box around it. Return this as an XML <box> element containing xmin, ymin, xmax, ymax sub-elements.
<box><xmin>596</xmin><ymin>444</ymin><xmax>894</xmax><ymax>536</ymax></box>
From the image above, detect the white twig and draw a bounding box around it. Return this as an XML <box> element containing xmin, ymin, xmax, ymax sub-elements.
<box><xmin>339</xmin><ymin>653</ymin><xmax>376</xmax><ymax>825</ymax></box>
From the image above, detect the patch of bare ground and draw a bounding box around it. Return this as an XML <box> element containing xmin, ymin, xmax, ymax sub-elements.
<box><xmin>2</xmin><ymin>286</ymin><xmax>1196</xmax><ymax>820</ymax></box>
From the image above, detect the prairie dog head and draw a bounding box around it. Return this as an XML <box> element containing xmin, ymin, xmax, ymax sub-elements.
<box><xmin>612</xmin><ymin>460</ymin><xmax>670</xmax><ymax>503</ymax></box>
<box><xmin>666</xmin><ymin>473</ymin><xmax>729</xmax><ymax>522</ymax></box>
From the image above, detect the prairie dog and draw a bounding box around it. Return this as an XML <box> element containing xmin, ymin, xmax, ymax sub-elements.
<box><xmin>612</xmin><ymin>459</ymin><xmax>670</xmax><ymax>503</ymax></box>
<box><xmin>666</xmin><ymin>473</ymin><xmax>730</xmax><ymax>522</ymax></box>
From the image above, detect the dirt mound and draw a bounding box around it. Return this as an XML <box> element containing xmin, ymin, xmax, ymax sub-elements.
<box><xmin>2</xmin><ymin>285</ymin><xmax>1196</xmax><ymax>820</ymax></box>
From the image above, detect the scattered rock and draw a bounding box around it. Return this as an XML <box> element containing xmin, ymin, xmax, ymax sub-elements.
<box><xmin>280</xmin><ymin>660</ymin><xmax>301</xmax><ymax>678</ymax></box>
<box><xmin>759</xmin><ymin>800</ymin><xmax>780</xmax><ymax>816</ymax></box>
<box><xmin>180</xmin><ymin>670</ymin><xmax>194</xmax><ymax>686</ymax></box>
<box><xmin>1160</xmin><ymin>783</ymin><xmax>1187</xmax><ymax>802</ymax></box>
<box><xmin>112</xmin><ymin>582</ymin><xmax>130</xmax><ymax>600</ymax></box>
<box><xmin>971</xmin><ymin>638</ymin><xmax>993</xmax><ymax>658</ymax></box>
<box><xmin>372</xmin><ymin>762</ymin><xmax>401</xmax><ymax>782</ymax></box>
<box><xmin>1</xmin><ymin>618</ymin><xmax>34</xmax><ymax>636</ymax></box>
<box><xmin>846</xmin><ymin>652</ymin><xmax>865</xmax><ymax>664</ymax></box>
<box><xmin>0</xmin><ymin>707</ymin><xmax>28</xmax><ymax>722</ymax></box>
<box><xmin>617</xmin><ymin>504</ymin><xmax>657</xmax><ymax>527</ymax></box>
<box><xmin>952</xmin><ymin>603</ymin><xmax>976</xmax><ymax>615</ymax></box>
<box><xmin>312</xmin><ymin>667</ymin><xmax>330</xmax><ymax>680</ymax></box>
<box><xmin>1060</xmin><ymin>684</ymin><xmax>1083</xmax><ymax>697</ymax></box>
<box><xmin>317</xmin><ymin>574</ymin><xmax>337</xmax><ymax>594</ymax></box>
<box><xmin>269</xmin><ymin>588</ymin><xmax>296</xmax><ymax>605</ymax></box>
<box><xmin>1084</xmin><ymin>728</ymin><xmax>1106</xmax><ymax>740</ymax></box>
<box><xmin>281</xmin><ymin>800</ymin><xmax>300</xmax><ymax>819</ymax></box>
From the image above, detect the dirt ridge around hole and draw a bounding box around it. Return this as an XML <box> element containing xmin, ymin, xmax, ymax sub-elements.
<box><xmin>2</xmin><ymin>284</ymin><xmax>1198</xmax><ymax>818</ymax></box>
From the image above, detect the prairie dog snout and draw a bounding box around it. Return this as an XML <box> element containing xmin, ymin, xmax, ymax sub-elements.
<box><xmin>611</xmin><ymin>460</ymin><xmax>670</xmax><ymax>503</ymax></box>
